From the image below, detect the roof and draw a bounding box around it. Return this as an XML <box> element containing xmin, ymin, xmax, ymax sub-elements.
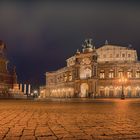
<box><xmin>97</xmin><ymin>44</ymin><xmax>134</xmax><ymax>51</ymax></box>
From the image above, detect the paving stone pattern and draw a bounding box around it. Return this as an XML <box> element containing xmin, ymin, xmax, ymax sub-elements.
<box><xmin>0</xmin><ymin>99</ymin><xmax>140</xmax><ymax>140</ymax></box>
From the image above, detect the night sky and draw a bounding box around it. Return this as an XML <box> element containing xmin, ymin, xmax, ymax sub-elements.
<box><xmin>0</xmin><ymin>0</ymin><xmax>140</xmax><ymax>88</ymax></box>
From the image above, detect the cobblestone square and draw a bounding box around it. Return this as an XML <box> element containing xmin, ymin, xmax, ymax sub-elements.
<box><xmin>0</xmin><ymin>99</ymin><xmax>140</xmax><ymax>140</ymax></box>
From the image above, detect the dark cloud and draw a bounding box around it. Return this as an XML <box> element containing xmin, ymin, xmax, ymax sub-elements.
<box><xmin>0</xmin><ymin>0</ymin><xmax>140</xmax><ymax>87</ymax></box>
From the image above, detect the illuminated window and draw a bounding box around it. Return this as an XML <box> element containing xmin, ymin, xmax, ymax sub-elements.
<box><xmin>128</xmin><ymin>54</ymin><xmax>131</xmax><ymax>57</ymax></box>
<box><xmin>127</xmin><ymin>71</ymin><xmax>132</xmax><ymax>78</ymax></box>
<box><xmin>64</xmin><ymin>74</ymin><xmax>67</xmax><ymax>82</ymax></box>
<box><xmin>86</xmin><ymin>73</ymin><xmax>90</xmax><ymax>78</ymax></box>
<box><xmin>136</xmin><ymin>71</ymin><xmax>140</xmax><ymax>78</ymax></box>
<box><xmin>116</xmin><ymin>54</ymin><xmax>119</xmax><ymax>57</ymax></box>
<box><xmin>69</xmin><ymin>73</ymin><xmax>72</xmax><ymax>81</ymax></box>
<box><xmin>100</xmin><ymin>71</ymin><xmax>105</xmax><ymax>79</ymax></box>
<box><xmin>80</xmin><ymin>67</ymin><xmax>92</xmax><ymax>79</ymax></box>
<box><xmin>122</xmin><ymin>54</ymin><xmax>125</xmax><ymax>57</ymax></box>
<box><xmin>100</xmin><ymin>90</ymin><xmax>105</xmax><ymax>97</ymax></box>
<box><xmin>109</xmin><ymin>70</ymin><xmax>114</xmax><ymax>78</ymax></box>
<box><xmin>118</xmin><ymin>71</ymin><xmax>123</xmax><ymax>78</ymax></box>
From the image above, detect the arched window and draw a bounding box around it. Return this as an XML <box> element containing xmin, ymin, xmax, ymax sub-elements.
<box><xmin>99</xmin><ymin>70</ymin><xmax>105</xmax><ymax>79</ymax></box>
<box><xmin>127</xmin><ymin>70</ymin><xmax>132</xmax><ymax>78</ymax></box>
<box><xmin>80</xmin><ymin>67</ymin><xmax>92</xmax><ymax>79</ymax></box>
<box><xmin>64</xmin><ymin>74</ymin><xmax>67</xmax><ymax>82</ymax></box>
<box><xmin>109</xmin><ymin>70</ymin><xmax>114</xmax><ymax>78</ymax></box>
<box><xmin>69</xmin><ymin>72</ymin><xmax>72</xmax><ymax>81</ymax></box>
<box><xmin>136</xmin><ymin>70</ymin><xmax>140</xmax><ymax>78</ymax></box>
<box><xmin>118</xmin><ymin>69</ymin><xmax>123</xmax><ymax>78</ymax></box>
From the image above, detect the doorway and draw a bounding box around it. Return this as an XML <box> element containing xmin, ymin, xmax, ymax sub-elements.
<box><xmin>80</xmin><ymin>83</ymin><xmax>89</xmax><ymax>97</ymax></box>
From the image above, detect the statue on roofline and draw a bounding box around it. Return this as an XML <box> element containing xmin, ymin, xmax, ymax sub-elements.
<box><xmin>0</xmin><ymin>40</ymin><xmax>6</xmax><ymax>56</ymax></box>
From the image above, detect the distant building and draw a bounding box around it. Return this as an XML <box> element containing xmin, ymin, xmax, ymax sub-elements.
<box><xmin>0</xmin><ymin>40</ymin><xmax>24</xmax><ymax>97</ymax></box>
<box><xmin>41</xmin><ymin>39</ymin><xmax>140</xmax><ymax>98</ymax></box>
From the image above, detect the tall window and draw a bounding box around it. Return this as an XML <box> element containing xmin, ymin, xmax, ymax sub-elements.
<box><xmin>109</xmin><ymin>70</ymin><xmax>114</xmax><ymax>78</ymax></box>
<box><xmin>122</xmin><ymin>54</ymin><xmax>125</xmax><ymax>57</ymax></box>
<box><xmin>118</xmin><ymin>70</ymin><xmax>123</xmax><ymax>78</ymax></box>
<box><xmin>69</xmin><ymin>73</ymin><xmax>72</xmax><ymax>81</ymax></box>
<box><xmin>127</xmin><ymin>71</ymin><xmax>132</xmax><ymax>78</ymax></box>
<box><xmin>136</xmin><ymin>70</ymin><xmax>140</xmax><ymax>78</ymax></box>
<box><xmin>128</xmin><ymin>54</ymin><xmax>131</xmax><ymax>57</ymax></box>
<box><xmin>100</xmin><ymin>71</ymin><xmax>105</xmax><ymax>79</ymax></box>
<box><xmin>64</xmin><ymin>74</ymin><xmax>67</xmax><ymax>82</ymax></box>
<box><xmin>80</xmin><ymin>67</ymin><xmax>91</xmax><ymax>79</ymax></box>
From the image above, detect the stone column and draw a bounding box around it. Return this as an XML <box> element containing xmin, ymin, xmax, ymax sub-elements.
<box><xmin>132</xmin><ymin>68</ymin><xmax>135</xmax><ymax>78</ymax></box>
<box><xmin>24</xmin><ymin>84</ymin><xmax>26</xmax><ymax>94</ymax></box>
<box><xmin>28</xmin><ymin>84</ymin><xmax>31</xmax><ymax>94</ymax></box>
<box><xmin>115</xmin><ymin>67</ymin><xmax>117</xmax><ymax>77</ymax></box>
<box><xmin>20</xmin><ymin>84</ymin><xmax>22</xmax><ymax>92</ymax></box>
<box><xmin>75</xmin><ymin>67</ymin><xmax>79</xmax><ymax>79</ymax></box>
<box><xmin>94</xmin><ymin>81</ymin><xmax>98</xmax><ymax>97</ymax></box>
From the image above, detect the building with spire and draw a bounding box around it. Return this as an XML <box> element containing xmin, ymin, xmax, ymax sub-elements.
<box><xmin>0</xmin><ymin>41</ymin><xmax>17</xmax><ymax>95</ymax></box>
<box><xmin>0</xmin><ymin>40</ymin><xmax>25</xmax><ymax>97</ymax></box>
<box><xmin>41</xmin><ymin>39</ymin><xmax>140</xmax><ymax>98</ymax></box>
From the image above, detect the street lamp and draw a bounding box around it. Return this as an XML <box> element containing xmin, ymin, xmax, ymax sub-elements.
<box><xmin>119</xmin><ymin>77</ymin><xmax>127</xmax><ymax>100</ymax></box>
<box><xmin>33</xmin><ymin>90</ymin><xmax>38</xmax><ymax>98</ymax></box>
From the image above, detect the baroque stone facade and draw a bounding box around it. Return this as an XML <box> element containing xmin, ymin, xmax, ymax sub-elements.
<box><xmin>0</xmin><ymin>41</ymin><xmax>17</xmax><ymax>96</ymax></box>
<box><xmin>41</xmin><ymin>39</ymin><xmax>140</xmax><ymax>98</ymax></box>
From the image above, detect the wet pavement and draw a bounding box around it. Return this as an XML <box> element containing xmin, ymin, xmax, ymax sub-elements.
<box><xmin>0</xmin><ymin>98</ymin><xmax>140</xmax><ymax>140</ymax></box>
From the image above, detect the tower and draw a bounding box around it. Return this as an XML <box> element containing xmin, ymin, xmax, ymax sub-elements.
<box><xmin>0</xmin><ymin>40</ymin><xmax>18</xmax><ymax>95</ymax></box>
<box><xmin>92</xmin><ymin>46</ymin><xmax>98</xmax><ymax>77</ymax></box>
<box><xmin>0</xmin><ymin>41</ymin><xmax>8</xmax><ymax>74</ymax></box>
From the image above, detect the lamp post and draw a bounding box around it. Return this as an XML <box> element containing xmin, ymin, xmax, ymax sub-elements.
<box><xmin>119</xmin><ymin>77</ymin><xmax>127</xmax><ymax>100</ymax></box>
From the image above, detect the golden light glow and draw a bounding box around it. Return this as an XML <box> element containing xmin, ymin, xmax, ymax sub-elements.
<box><xmin>119</xmin><ymin>76</ymin><xmax>127</xmax><ymax>83</ymax></box>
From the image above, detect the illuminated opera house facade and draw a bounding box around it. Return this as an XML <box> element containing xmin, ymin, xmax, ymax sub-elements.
<box><xmin>41</xmin><ymin>39</ymin><xmax>140</xmax><ymax>98</ymax></box>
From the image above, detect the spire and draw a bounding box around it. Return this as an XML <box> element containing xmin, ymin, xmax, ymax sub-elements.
<box><xmin>105</xmin><ymin>40</ymin><xmax>108</xmax><ymax>45</ymax></box>
<box><xmin>76</xmin><ymin>49</ymin><xmax>80</xmax><ymax>54</ymax></box>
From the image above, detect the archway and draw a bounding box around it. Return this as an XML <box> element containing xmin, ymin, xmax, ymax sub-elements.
<box><xmin>80</xmin><ymin>67</ymin><xmax>92</xmax><ymax>79</ymax></box>
<box><xmin>80</xmin><ymin>83</ymin><xmax>89</xmax><ymax>97</ymax></box>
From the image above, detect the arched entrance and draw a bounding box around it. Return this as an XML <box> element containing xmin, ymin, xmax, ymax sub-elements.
<box><xmin>80</xmin><ymin>83</ymin><xmax>89</xmax><ymax>97</ymax></box>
